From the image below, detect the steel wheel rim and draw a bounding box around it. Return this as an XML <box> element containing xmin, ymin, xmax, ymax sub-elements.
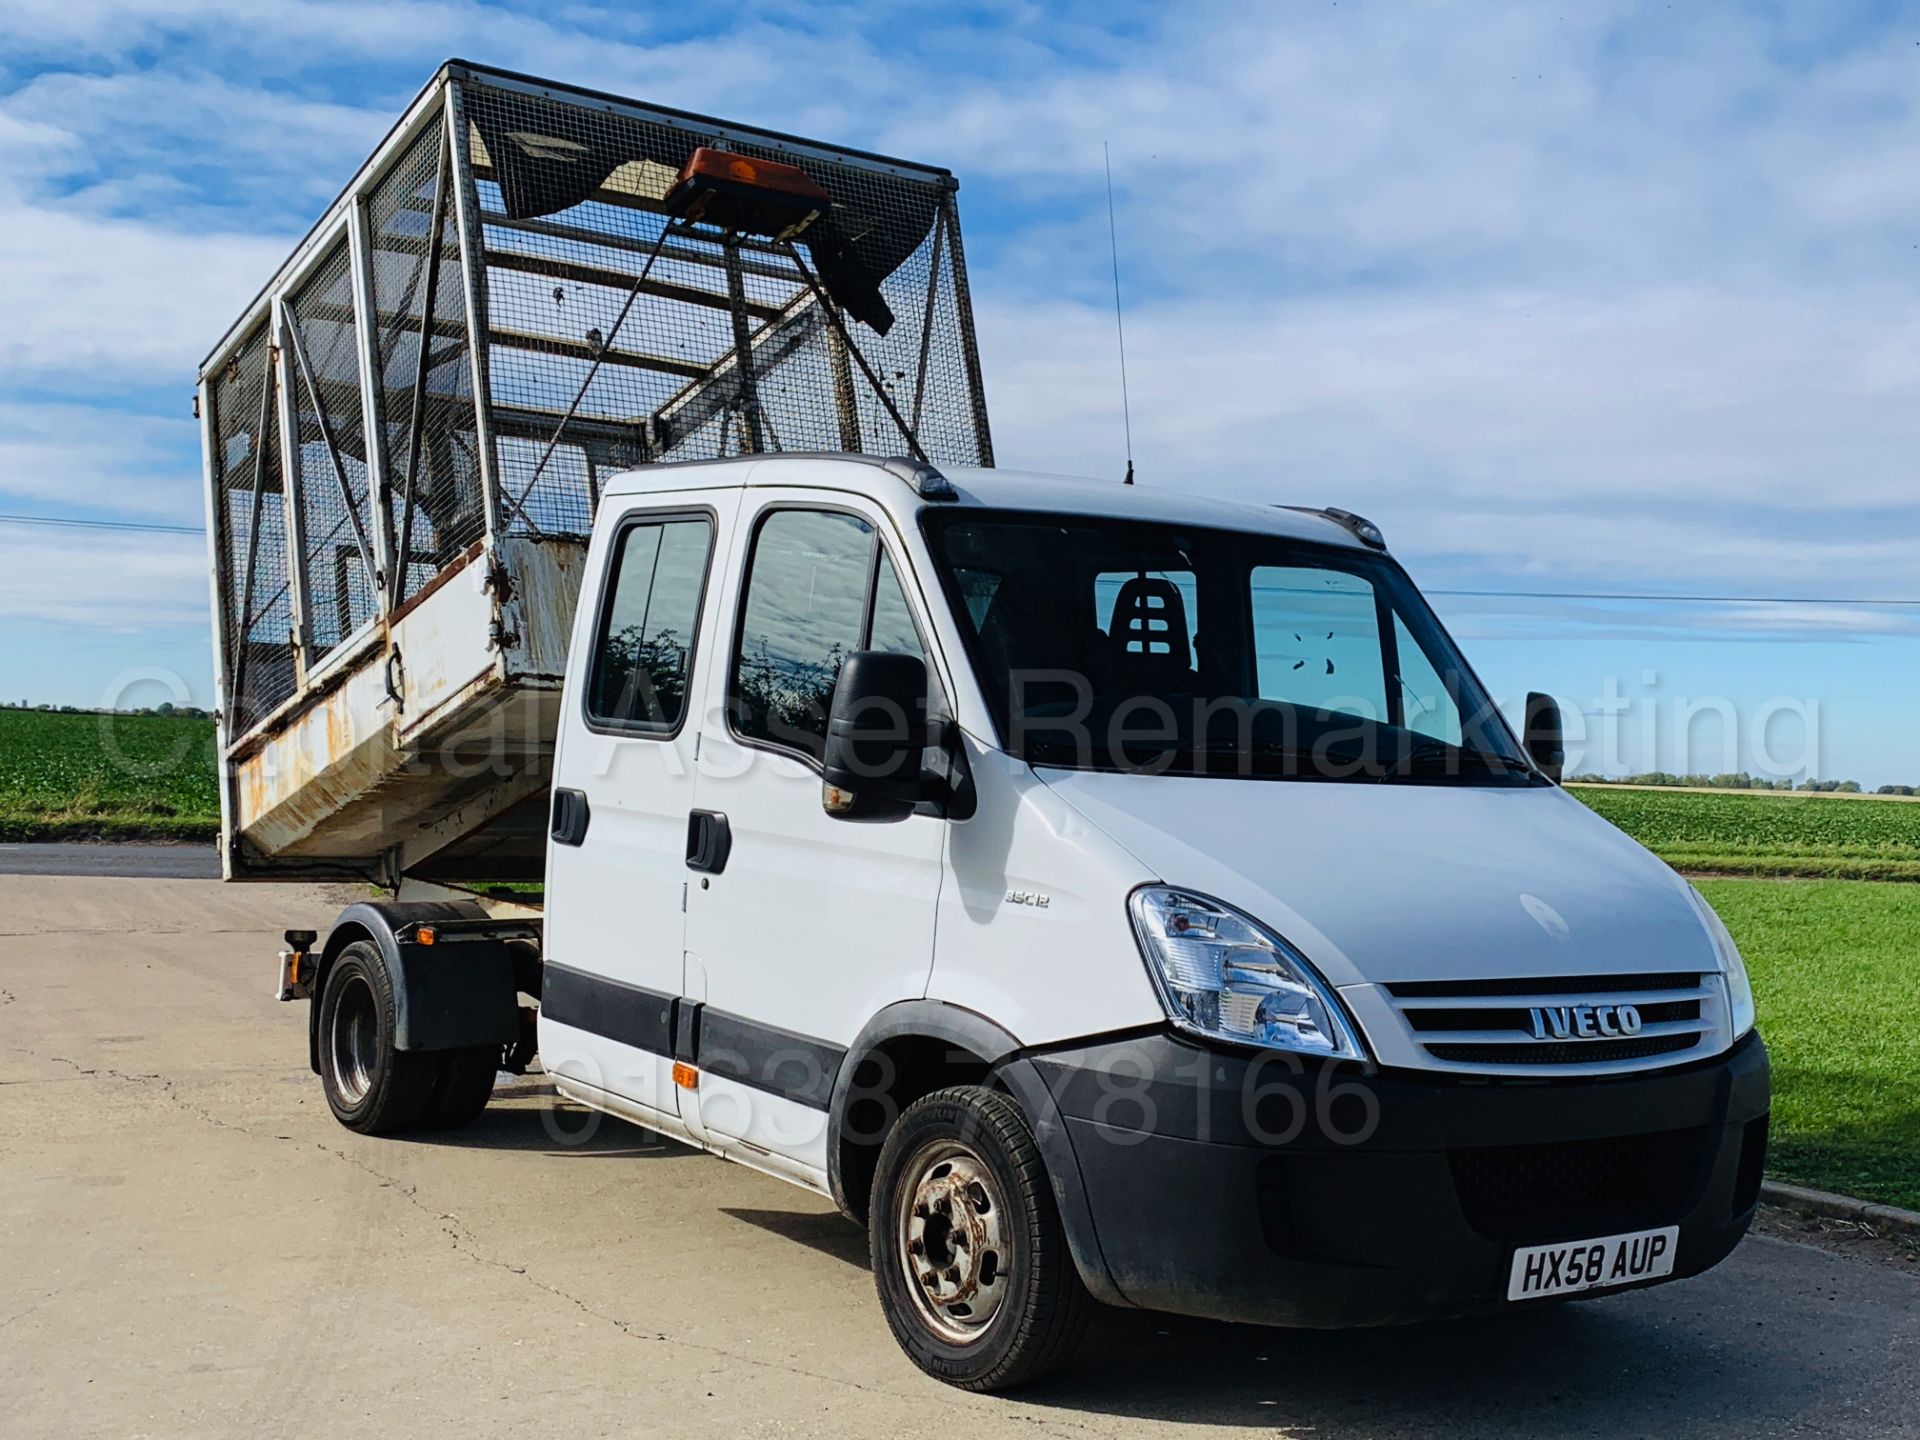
<box><xmin>894</xmin><ymin>1137</ymin><xmax>1011</xmax><ymax>1346</ymax></box>
<box><xmin>329</xmin><ymin>972</ymin><xmax>379</xmax><ymax>1105</ymax></box>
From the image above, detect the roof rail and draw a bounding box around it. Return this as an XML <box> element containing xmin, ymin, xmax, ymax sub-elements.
<box><xmin>880</xmin><ymin>457</ymin><xmax>957</xmax><ymax>501</ymax></box>
<box><xmin>722</xmin><ymin>450</ymin><xmax>958</xmax><ymax>500</ymax></box>
<box><xmin>1277</xmin><ymin>505</ymin><xmax>1386</xmax><ymax>550</ymax></box>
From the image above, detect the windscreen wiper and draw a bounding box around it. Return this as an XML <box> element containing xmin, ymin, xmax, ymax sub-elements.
<box><xmin>1378</xmin><ymin>738</ymin><xmax>1536</xmax><ymax>782</ymax></box>
<box><xmin>1165</xmin><ymin>739</ymin><xmax>1374</xmax><ymax>775</ymax></box>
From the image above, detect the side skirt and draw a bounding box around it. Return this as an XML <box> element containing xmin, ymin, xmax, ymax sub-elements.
<box><xmin>548</xmin><ymin>1071</ymin><xmax>834</xmax><ymax>1199</ymax></box>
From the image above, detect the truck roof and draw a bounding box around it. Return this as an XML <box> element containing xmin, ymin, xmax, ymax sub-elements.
<box><xmin>597</xmin><ymin>453</ymin><xmax>1373</xmax><ymax>552</ymax></box>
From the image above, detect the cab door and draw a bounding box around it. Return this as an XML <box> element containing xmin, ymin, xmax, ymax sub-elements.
<box><xmin>682</xmin><ymin>495</ymin><xmax>948</xmax><ymax>1177</ymax></box>
<box><xmin>539</xmin><ymin>496</ymin><xmax>735</xmax><ymax>1120</ymax></box>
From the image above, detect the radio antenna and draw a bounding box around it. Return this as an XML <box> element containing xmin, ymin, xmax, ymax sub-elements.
<box><xmin>1104</xmin><ymin>141</ymin><xmax>1135</xmax><ymax>484</ymax></box>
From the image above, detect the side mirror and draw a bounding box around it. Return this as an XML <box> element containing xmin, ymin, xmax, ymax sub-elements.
<box><xmin>822</xmin><ymin>651</ymin><xmax>928</xmax><ymax>822</ymax></box>
<box><xmin>1523</xmin><ymin>691</ymin><xmax>1565</xmax><ymax>783</ymax></box>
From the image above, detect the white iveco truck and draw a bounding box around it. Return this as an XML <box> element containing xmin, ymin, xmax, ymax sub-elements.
<box><xmin>200</xmin><ymin>62</ymin><xmax>1769</xmax><ymax>1390</ymax></box>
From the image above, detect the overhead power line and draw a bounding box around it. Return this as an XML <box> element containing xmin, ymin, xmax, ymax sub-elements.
<box><xmin>0</xmin><ymin>512</ymin><xmax>202</xmax><ymax>536</ymax></box>
<box><xmin>1427</xmin><ymin>587</ymin><xmax>1920</xmax><ymax>608</ymax></box>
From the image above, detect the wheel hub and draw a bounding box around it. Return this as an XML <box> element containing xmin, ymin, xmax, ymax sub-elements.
<box><xmin>896</xmin><ymin>1142</ymin><xmax>1009</xmax><ymax>1344</ymax></box>
<box><xmin>328</xmin><ymin>972</ymin><xmax>379</xmax><ymax>1106</ymax></box>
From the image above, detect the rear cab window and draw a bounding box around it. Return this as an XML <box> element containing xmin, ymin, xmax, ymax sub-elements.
<box><xmin>585</xmin><ymin>514</ymin><xmax>714</xmax><ymax>733</ymax></box>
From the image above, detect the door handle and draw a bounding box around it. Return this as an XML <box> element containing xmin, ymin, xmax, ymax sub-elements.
<box><xmin>686</xmin><ymin>809</ymin><xmax>732</xmax><ymax>874</ymax></box>
<box><xmin>551</xmin><ymin>787</ymin><xmax>591</xmax><ymax>846</ymax></box>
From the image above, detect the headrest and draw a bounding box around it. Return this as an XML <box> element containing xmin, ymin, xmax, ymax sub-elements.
<box><xmin>1109</xmin><ymin>575</ymin><xmax>1191</xmax><ymax>673</ymax></box>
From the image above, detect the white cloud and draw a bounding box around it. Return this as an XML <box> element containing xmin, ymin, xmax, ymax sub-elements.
<box><xmin>0</xmin><ymin>68</ymin><xmax>392</xmax><ymax>218</ymax></box>
<box><xmin>0</xmin><ymin>527</ymin><xmax>207</xmax><ymax>629</ymax></box>
<box><xmin>0</xmin><ymin>186</ymin><xmax>291</xmax><ymax>382</ymax></box>
<box><xmin>978</xmin><ymin>281</ymin><xmax>1920</xmax><ymax>602</ymax></box>
<box><xmin>0</xmin><ymin>402</ymin><xmax>203</xmax><ymax>522</ymax></box>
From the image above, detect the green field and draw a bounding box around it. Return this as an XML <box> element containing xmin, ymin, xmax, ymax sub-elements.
<box><xmin>1574</xmin><ymin>784</ymin><xmax>1920</xmax><ymax>880</ymax></box>
<box><xmin>1700</xmin><ymin>878</ymin><xmax>1920</xmax><ymax>1211</ymax></box>
<box><xmin>0</xmin><ymin>709</ymin><xmax>219</xmax><ymax>842</ymax></box>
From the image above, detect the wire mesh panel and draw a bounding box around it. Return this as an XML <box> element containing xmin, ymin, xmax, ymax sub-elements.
<box><xmin>201</xmin><ymin>62</ymin><xmax>992</xmax><ymax>757</ymax></box>
<box><xmin>285</xmin><ymin>238</ymin><xmax>379</xmax><ymax>661</ymax></box>
<box><xmin>366</xmin><ymin>110</ymin><xmax>489</xmax><ymax>603</ymax></box>
<box><xmin>459</xmin><ymin>76</ymin><xmax>990</xmax><ymax>540</ymax></box>
<box><xmin>210</xmin><ymin>323</ymin><xmax>297</xmax><ymax>732</ymax></box>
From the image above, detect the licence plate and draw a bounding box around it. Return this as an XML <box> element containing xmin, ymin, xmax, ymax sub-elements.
<box><xmin>1507</xmin><ymin>1225</ymin><xmax>1678</xmax><ymax>1301</ymax></box>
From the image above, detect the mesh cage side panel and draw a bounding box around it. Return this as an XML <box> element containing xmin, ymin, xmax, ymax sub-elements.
<box><xmin>462</xmin><ymin>80</ymin><xmax>987</xmax><ymax>539</ymax></box>
<box><xmin>287</xmin><ymin>239</ymin><xmax>377</xmax><ymax>661</ymax></box>
<box><xmin>211</xmin><ymin>323</ymin><xmax>297</xmax><ymax>734</ymax></box>
<box><xmin>367</xmin><ymin>110</ymin><xmax>488</xmax><ymax>603</ymax></box>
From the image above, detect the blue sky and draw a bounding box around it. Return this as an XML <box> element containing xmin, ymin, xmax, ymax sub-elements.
<box><xmin>1</xmin><ymin>0</ymin><xmax>1917</xmax><ymax>783</ymax></box>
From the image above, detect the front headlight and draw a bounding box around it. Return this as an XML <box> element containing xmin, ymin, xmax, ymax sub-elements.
<box><xmin>1687</xmin><ymin>885</ymin><xmax>1756</xmax><ymax>1040</ymax></box>
<box><xmin>1128</xmin><ymin>886</ymin><xmax>1367</xmax><ymax>1060</ymax></box>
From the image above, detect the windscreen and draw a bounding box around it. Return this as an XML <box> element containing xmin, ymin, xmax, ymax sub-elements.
<box><xmin>923</xmin><ymin>512</ymin><xmax>1538</xmax><ymax>784</ymax></box>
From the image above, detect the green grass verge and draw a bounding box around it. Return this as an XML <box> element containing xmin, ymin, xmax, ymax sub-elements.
<box><xmin>1699</xmin><ymin>877</ymin><xmax>1920</xmax><ymax>1211</ymax></box>
<box><xmin>1575</xmin><ymin>785</ymin><xmax>1920</xmax><ymax>881</ymax></box>
<box><xmin>0</xmin><ymin>709</ymin><xmax>220</xmax><ymax>843</ymax></box>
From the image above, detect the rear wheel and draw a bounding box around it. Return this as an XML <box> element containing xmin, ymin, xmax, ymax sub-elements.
<box><xmin>870</xmin><ymin>1086</ymin><xmax>1091</xmax><ymax>1391</ymax></box>
<box><xmin>317</xmin><ymin>941</ymin><xmax>439</xmax><ymax>1134</ymax></box>
<box><xmin>422</xmin><ymin>1047</ymin><xmax>498</xmax><ymax>1130</ymax></box>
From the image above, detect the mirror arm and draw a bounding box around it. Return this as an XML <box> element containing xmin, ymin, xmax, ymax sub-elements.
<box><xmin>916</xmin><ymin>716</ymin><xmax>976</xmax><ymax>822</ymax></box>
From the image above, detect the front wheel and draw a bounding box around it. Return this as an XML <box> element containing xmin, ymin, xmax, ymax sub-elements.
<box><xmin>869</xmin><ymin>1086</ymin><xmax>1091</xmax><ymax>1391</ymax></box>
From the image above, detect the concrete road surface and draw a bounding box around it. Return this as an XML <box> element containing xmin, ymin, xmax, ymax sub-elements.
<box><xmin>1</xmin><ymin>875</ymin><xmax>1915</xmax><ymax>1439</ymax></box>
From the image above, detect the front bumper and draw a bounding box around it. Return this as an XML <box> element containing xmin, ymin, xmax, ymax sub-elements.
<box><xmin>1018</xmin><ymin>1029</ymin><xmax>1770</xmax><ymax>1328</ymax></box>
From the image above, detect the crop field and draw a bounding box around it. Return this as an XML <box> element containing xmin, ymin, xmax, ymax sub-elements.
<box><xmin>0</xmin><ymin>709</ymin><xmax>219</xmax><ymax>842</ymax></box>
<box><xmin>1573</xmin><ymin>784</ymin><xmax>1920</xmax><ymax>881</ymax></box>
<box><xmin>1700</xmin><ymin>878</ymin><xmax>1920</xmax><ymax>1211</ymax></box>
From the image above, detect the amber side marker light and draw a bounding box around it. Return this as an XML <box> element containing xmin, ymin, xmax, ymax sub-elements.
<box><xmin>415</xmin><ymin>926</ymin><xmax>437</xmax><ymax>946</ymax></box>
<box><xmin>666</xmin><ymin>146</ymin><xmax>832</xmax><ymax>239</ymax></box>
<box><xmin>672</xmin><ymin>1062</ymin><xmax>699</xmax><ymax>1090</ymax></box>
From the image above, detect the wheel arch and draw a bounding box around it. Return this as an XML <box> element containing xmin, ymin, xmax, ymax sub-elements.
<box><xmin>828</xmin><ymin>1001</ymin><xmax>1020</xmax><ymax>1222</ymax></box>
<box><xmin>827</xmin><ymin>1001</ymin><xmax>1125</xmax><ymax>1306</ymax></box>
<box><xmin>308</xmin><ymin>900</ymin><xmax>525</xmax><ymax>1073</ymax></box>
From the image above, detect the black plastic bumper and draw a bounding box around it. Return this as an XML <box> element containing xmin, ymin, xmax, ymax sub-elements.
<box><xmin>1019</xmin><ymin>1029</ymin><xmax>1770</xmax><ymax>1328</ymax></box>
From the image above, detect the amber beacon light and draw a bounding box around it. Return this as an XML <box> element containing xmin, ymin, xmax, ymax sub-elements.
<box><xmin>666</xmin><ymin>146</ymin><xmax>834</xmax><ymax>238</ymax></box>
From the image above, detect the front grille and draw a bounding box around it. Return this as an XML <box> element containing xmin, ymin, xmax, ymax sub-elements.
<box><xmin>1389</xmin><ymin>972</ymin><xmax>1704</xmax><ymax>999</ymax></box>
<box><xmin>1450</xmin><ymin>1128</ymin><xmax>1706</xmax><ymax>1243</ymax></box>
<box><xmin>1385</xmin><ymin>972</ymin><xmax>1714</xmax><ymax>1074</ymax></box>
<box><xmin>1407</xmin><ymin>998</ymin><xmax>1700</xmax><ymax>1033</ymax></box>
<box><xmin>1426</xmin><ymin>1034</ymin><xmax>1699</xmax><ymax>1066</ymax></box>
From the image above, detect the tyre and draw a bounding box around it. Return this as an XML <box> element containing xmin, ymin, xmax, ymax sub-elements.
<box><xmin>422</xmin><ymin>1047</ymin><xmax>498</xmax><ymax>1130</ymax></box>
<box><xmin>317</xmin><ymin>940</ymin><xmax>439</xmax><ymax>1134</ymax></box>
<box><xmin>869</xmin><ymin>1086</ymin><xmax>1092</xmax><ymax>1391</ymax></box>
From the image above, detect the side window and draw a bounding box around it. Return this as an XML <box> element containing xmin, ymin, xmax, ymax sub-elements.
<box><xmin>868</xmin><ymin>550</ymin><xmax>927</xmax><ymax>661</ymax></box>
<box><xmin>733</xmin><ymin>510</ymin><xmax>875</xmax><ymax>759</ymax></box>
<box><xmin>1252</xmin><ymin>566</ymin><xmax>1388</xmax><ymax>721</ymax></box>
<box><xmin>586</xmin><ymin>516</ymin><xmax>712</xmax><ymax>731</ymax></box>
<box><xmin>1393</xmin><ymin>614</ymin><xmax>1464</xmax><ymax>744</ymax></box>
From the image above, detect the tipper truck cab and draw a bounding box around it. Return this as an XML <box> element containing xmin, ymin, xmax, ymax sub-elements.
<box><xmin>202</xmin><ymin>64</ymin><xmax>1768</xmax><ymax>1392</ymax></box>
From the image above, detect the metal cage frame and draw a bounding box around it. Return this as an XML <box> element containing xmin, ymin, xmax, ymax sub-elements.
<box><xmin>200</xmin><ymin>61</ymin><xmax>992</xmax><ymax>776</ymax></box>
